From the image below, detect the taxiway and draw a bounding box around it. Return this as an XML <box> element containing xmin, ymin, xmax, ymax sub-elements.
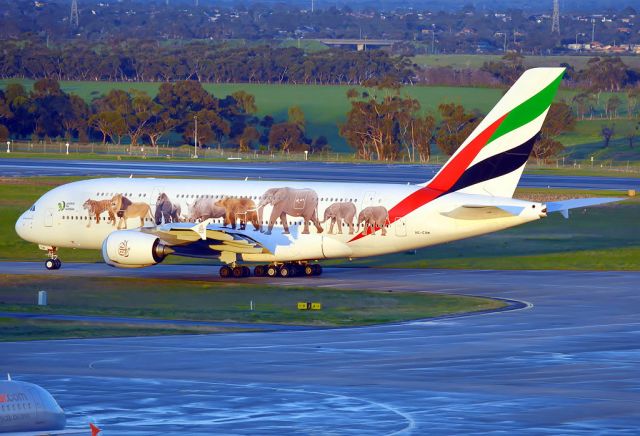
<box><xmin>1</xmin><ymin>158</ymin><xmax>638</xmax><ymax>190</ymax></box>
<box><xmin>1</xmin><ymin>264</ymin><xmax>639</xmax><ymax>434</ymax></box>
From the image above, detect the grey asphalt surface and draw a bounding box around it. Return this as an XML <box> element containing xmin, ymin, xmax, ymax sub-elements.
<box><xmin>1</xmin><ymin>263</ymin><xmax>639</xmax><ymax>434</ymax></box>
<box><xmin>1</xmin><ymin>157</ymin><xmax>639</xmax><ymax>190</ymax></box>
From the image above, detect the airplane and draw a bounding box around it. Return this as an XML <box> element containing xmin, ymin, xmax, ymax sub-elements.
<box><xmin>14</xmin><ymin>68</ymin><xmax>620</xmax><ymax>279</ymax></box>
<box><xmin>0</xmin><ymin>377</ymin><xmax>100</xmax><ymax>436</ymax></box>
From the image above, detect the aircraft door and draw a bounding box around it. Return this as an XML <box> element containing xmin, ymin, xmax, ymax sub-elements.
<box><xmin>394</xmin><ymin>217</ymin><xmax>407</xmax><ymax>237</ymax></box>
<box><xmin>362</xmin><ymin>191</ymin><xmax>377</xmax><ymax>208</ymax></box>
<box><xmin>44</xmin><ymin>208</ymin><xmax>54</xmax><ymax>227</ymax></box>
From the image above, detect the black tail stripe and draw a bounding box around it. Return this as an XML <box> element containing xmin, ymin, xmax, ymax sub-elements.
<box><xmin>447</xmin><ymin>135</ymin><xmax>538</xmax><ymax>194</ymax></box>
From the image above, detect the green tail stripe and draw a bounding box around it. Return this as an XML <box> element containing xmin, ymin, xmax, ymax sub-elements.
<box><xmin>488</xmin><ymin>71</ymin><xmax>564</xmax><ymax>144</ymax></box>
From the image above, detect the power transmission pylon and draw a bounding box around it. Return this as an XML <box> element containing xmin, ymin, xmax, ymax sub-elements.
<box><xmin>551</xmin><ymin>0</ymin><xmax>560</xmax><ymax>34</ymax></box>
<box><xmin>70</xmin><ymin>0</ymin><xmax>79</xmax><ymax>28</ymax></box>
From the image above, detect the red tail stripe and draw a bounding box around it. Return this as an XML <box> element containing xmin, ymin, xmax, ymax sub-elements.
<box><xmin>427</xmin><ymin>114</ymin><xmax>507</xmax><ymax>192</ymax></box>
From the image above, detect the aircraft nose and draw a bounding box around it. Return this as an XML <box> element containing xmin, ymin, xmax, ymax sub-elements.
<box><xmin>15</xmin><ymin>212</ymin><xmax>31</xmax><ymax>241</ymax></box>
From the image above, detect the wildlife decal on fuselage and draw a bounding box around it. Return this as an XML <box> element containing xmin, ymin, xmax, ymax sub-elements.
<box><xmin>79</xmin><ymin>187</ymin><xmax>390</xmax><ymax>238</ymax></box>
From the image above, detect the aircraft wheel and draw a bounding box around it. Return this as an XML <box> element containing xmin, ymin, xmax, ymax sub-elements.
<box><xmin>304</xmin><ymin>264</ymin><xmax>315</xmax><ymax>276</ymax></box>
<box><xmin>232</xmin><ymin>266</ymin><xmax>245</xmax><ymax>278</ymax></box>
<box><xmin>312</xmin><ymin>264</ymin><xmax>322</xmax><ymax>276</ymax></box>
<box><xmin>266</xmin><ymin>265</ymin><xmax>279</xmax><ymax>277</ymax></box>
<box><xmin>219</xmin><ymin>265</ymin><xmax>232</xmax><ymax>278</ymax></box>
<box><xmin>45</xmin><ymin>259</ymin><xmax>57</xmax><ymax>270</ymax></box>
<box><xmin>54</xmin><ymin>259</ymin><xmax>62</xmax><ymax>269</ymax></box>
<box><xmin>254</xmin><ymin>265</ymin><xmax>265</xmax><ymax>277</ymax></box>
<box><xmin>242</xmin><ymin>266</ymin><xmax>251</xmax><ymax>277</ymax></box>
<box><xmin>279</xmin><ymin>265</ymin><xmax>291</xmax><ymax>278</ymax></box>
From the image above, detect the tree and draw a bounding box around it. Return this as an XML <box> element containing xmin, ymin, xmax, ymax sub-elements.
<box><xmin>268</xmin><ymin>122</ymin><xmax>304</xmax><ymax>153</ymax></box>
<box><xmin>89</xmin><ymin>111</ymin><xmax>126</xmax><ymax>144</ymax></box>
<box><xmin>340</xmin><ymin>82</ymin><xmax>421</xmax><ymax>161</ymax></box>
<box><xmin>531</xmin><ymin>102</ymin><xmax>574</xmax><ymax>160</ymax></box>
<box><xmin>435</xmin><ymin>103</ymin><xmax>481</xmax><ymax>156</ymax></box>
<box><xmin>231</xmin><ymin>91</ymin><xmax>257</xmax><ymax>115</ymax></box>
<box><xmin>0</xmin><ymin>124</ymin><xmax>9</xmax><ymax>142</ymax></box>
<box><xmin>288</xmin><ymin>106</ymin><xmax>306</xmax><ymax>131</ymax></box>
<box><xmin>622</xmin><ymin>121</ymin><xmax>640</xmax><ymax>149</ymax></box>
<box><xmin>606</xmin><ymin>95</ymin><xmax>621</xmax><ymax>120</ymax></box>
<box><xmin>627</xmin><ymin>87</ymin><xmax>640</xmax><ymax>119</ymax></box>
<box><xmin>238</xmin><ymin>126</ymin><xmax>260</xmax><ymax>152</ymax></box>
<box><xmin>402</xmin><ymin>114</ymin><xmax>436</xmax><ymax>162</ymax></box>
<box><xmin>601</xmin><ymin>124</ymin><xmax>615</xmax><ymax>148</ymax></box>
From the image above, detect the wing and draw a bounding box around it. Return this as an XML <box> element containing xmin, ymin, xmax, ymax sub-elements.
<box><xmin>141</xmin><ymin>219</ymin><xmax>271</xmax><ymax>263</ymax></box>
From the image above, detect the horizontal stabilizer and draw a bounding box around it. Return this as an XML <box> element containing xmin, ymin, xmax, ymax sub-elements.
<box><xmin>546</xmin><ymin>197</ymin><xmax>621</xmax><ymax>219</ymax></box>
<box><xmin>442</xmin><ymin>204</ymin><xmax>525</xmax><ymax>220</ymax></box>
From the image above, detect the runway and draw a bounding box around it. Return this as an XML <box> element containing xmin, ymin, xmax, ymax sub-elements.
<box><xmin>1</xmin><ymin>157</ymin><xmax>638</xmax><ymax>190</ymax></box>
<box><xmin>2</xmin><ymin>264</ymin><xmax>639</xmax><ymax>434</ymax></box>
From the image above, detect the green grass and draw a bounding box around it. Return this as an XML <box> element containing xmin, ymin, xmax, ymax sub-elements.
<box><xmin>0</xmin><ymin>275</ymin><xmax>504</xmax><ymax>333</ymax></box>
<box><xmin>411</xmin><ymin>54</ymin><xmax>640</xmax><ymax>71</ymax></box>
<box><xmin>0</xmin><ymin>317</ymin><xmax>249</xmax><ymax>341</ymax></box>
<box><xmin>2</xmin><ymin>79</ymin><xmax>636</xmax><ymax>153</ymax></box>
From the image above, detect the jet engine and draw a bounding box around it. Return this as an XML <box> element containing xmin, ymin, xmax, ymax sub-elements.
<box><xmin>102</xmin><ymin>231</ymin><xmax>172</xmax><ymax>268</ymax></box>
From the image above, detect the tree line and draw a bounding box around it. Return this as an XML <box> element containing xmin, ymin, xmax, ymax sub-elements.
<box><xmin>338</xmin><ymin>77</ymin><xmax>576</xmax><ymax>162</ymax></box>
<box><xmin>0</xmin><ymin>79</ymin><xmax>328</xmax><ymax>154</ymax></box>
<box><xmin>0</xmin><ymin>40</ymin><xmax>413</xmax><ymax>85</ymax></box>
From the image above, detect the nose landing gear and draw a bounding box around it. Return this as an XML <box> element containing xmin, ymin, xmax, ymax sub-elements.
<box><xmin>42</xmin><ymin>246</ymin><xmax>61</xmax><ymax>270</ymax></box>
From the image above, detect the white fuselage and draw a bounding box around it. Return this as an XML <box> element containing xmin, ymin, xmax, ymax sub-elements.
<box><xmin>15</xmin><ymin>177</ymin><xmax>545</xmax><ymax>263</ymax></box>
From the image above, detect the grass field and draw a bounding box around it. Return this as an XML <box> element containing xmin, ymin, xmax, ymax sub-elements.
<box><xmin>1</xmin><ymin>78</ymin><xmax>636</xmax><ymax>155</ymax></box>
<box><xmin>411</xmin><ymin>54</ymin><xmax>640</xmax><ymax>70</ymax></box>
<box><xmin>0</xmin><ymin>317</ymin><xmax>251</xmax><ymax>341</ymax></box>
<box><xmin>1</xmin><ymin>177</ymin><xmax>638</xmax><ymax>270</ymax></box>
<box><xmin>0</xmin><ymin>274</ymin><xmax>504</xmax><ymax>340</ymax></box>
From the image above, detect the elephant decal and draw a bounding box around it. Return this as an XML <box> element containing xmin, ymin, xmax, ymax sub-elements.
<box><xmin>155</xmin><ymin>193</ymin><xmax>181</xmax><ymax>224</ymax></box>
<box><xmin>321</xmin><ymin>202</ymin><xmax>357</xmax><ymax>235</ymax></box>
<box><xmin>358</xmin><ymin>206</ymin><xmax>389</xmax><ymax>236</ymax></box>
<box><xmin>257</xmin><ymin>187</ymin><xmax>323</xmax><ymax>235</ymax></box>
<box><xmin>215</xmin><ymin>197</ymin><xmax>259</xmax><ymax>231</ymax></box>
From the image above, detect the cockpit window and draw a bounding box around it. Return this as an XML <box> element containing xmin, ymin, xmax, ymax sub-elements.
<box><xmin>29</xmin><ymin>205</ymin><xmax>36</xmax><ymax>212</ymax></box>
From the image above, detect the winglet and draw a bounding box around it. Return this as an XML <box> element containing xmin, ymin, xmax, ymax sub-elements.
<box><xmin>90</xmin><ymin>423</ymin><xmax>101</xmax><ymax>436</ymax></box>
<box><xmin>192</xmin><ymin>219</ymin><xmax>213</xmax><ymax>240</ymax></box>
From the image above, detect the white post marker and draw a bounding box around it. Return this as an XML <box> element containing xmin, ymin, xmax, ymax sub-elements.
<box><xmin>65</xmin><ymin>142</ymin><xmax>70</xmax><ymax>155</ymax></box>
<box><xmin>304</xmin><ymin>150</ymin><xmax>308</xmax><ymax>161</ymax></box>
<box><xmin>6</xmin><ymin>141</ymin><xmax>10</xmax><ymax>153</ymax></box>
<box><xmin>194</xmin><ymin>115</ymin><xmax>198</xmax><ymax>159</ymax></box>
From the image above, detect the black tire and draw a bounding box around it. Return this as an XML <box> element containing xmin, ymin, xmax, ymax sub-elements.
<box><xmin>45</xmin><ymin>259</ymin><xmax>56</xmax><ymax>270</ymax></box>
<box><xmin>242</xmin><ymin>266</ymin><xmax>251</xmax><ymax>277</ymax></box>
<box><xmin>219</xmin><ymin>266</ymin><xmax>232</xmax><ymax>278</ymax></box>
<box><xmin>312</xmin><ymin>264</ymin><xmax>323</xmax><ymax>276</ymax></box>
<box><xmin>279</xmin><ymin>265</ymin><xmax>290</xmax><ymax>278</ymax></box>
<box><xmin>232</xmin><ymin>266</ymin><xmax>244</xmax><ymax>278</ymax></box>
<box><xmin>254</xmin><ymin>265</ymin><xmax>265</xmax><ymax>277</ymax></box>
<box><xmin>266</xmin><ymin>266</ymin><xmax>278</xmax><ymax>277</ymax></box>
<box><xmin>55</xmin><ymin>259</ymin><xmax>61</xmax><ymax>269</ymax></box>
<box><xmin>304</xmin><ymin>265</ymin><xmax>314</xmax><ymax>276</ymax></box>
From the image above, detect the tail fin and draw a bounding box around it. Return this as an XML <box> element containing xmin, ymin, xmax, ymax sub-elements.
<box><xmin>426</xmin><ymin>67</ymin><xmax>565</xmax><ymax>198</ymax></box>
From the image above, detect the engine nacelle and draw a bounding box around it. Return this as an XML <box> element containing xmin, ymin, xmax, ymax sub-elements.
<box><xmin>102</xmin><ymin>231</ymin><xmax>172</xmax><ymax>268</ymax></box>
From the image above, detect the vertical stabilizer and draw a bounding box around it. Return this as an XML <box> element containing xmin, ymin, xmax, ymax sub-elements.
<box><xmin>426</xmin><ymin>67</ymin><xmax>565</xmax><ymax>198</ymax></box>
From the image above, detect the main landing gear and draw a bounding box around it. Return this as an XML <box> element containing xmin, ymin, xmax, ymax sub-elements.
<box><xmin>219</xmin><ymin>263</ymin><xmax>322</xmax><ymax>279</ymax></box>
<box><xmin>43</xmin><ymin>246</ymin><xmax>62</xmax><ymax>270</ymax></box>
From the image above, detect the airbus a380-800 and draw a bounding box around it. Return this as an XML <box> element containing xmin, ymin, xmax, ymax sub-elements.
<box><xmin>14</xmin><ymin>68</ymin><xmax>618</xmax><ymax>278</ymax></box>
